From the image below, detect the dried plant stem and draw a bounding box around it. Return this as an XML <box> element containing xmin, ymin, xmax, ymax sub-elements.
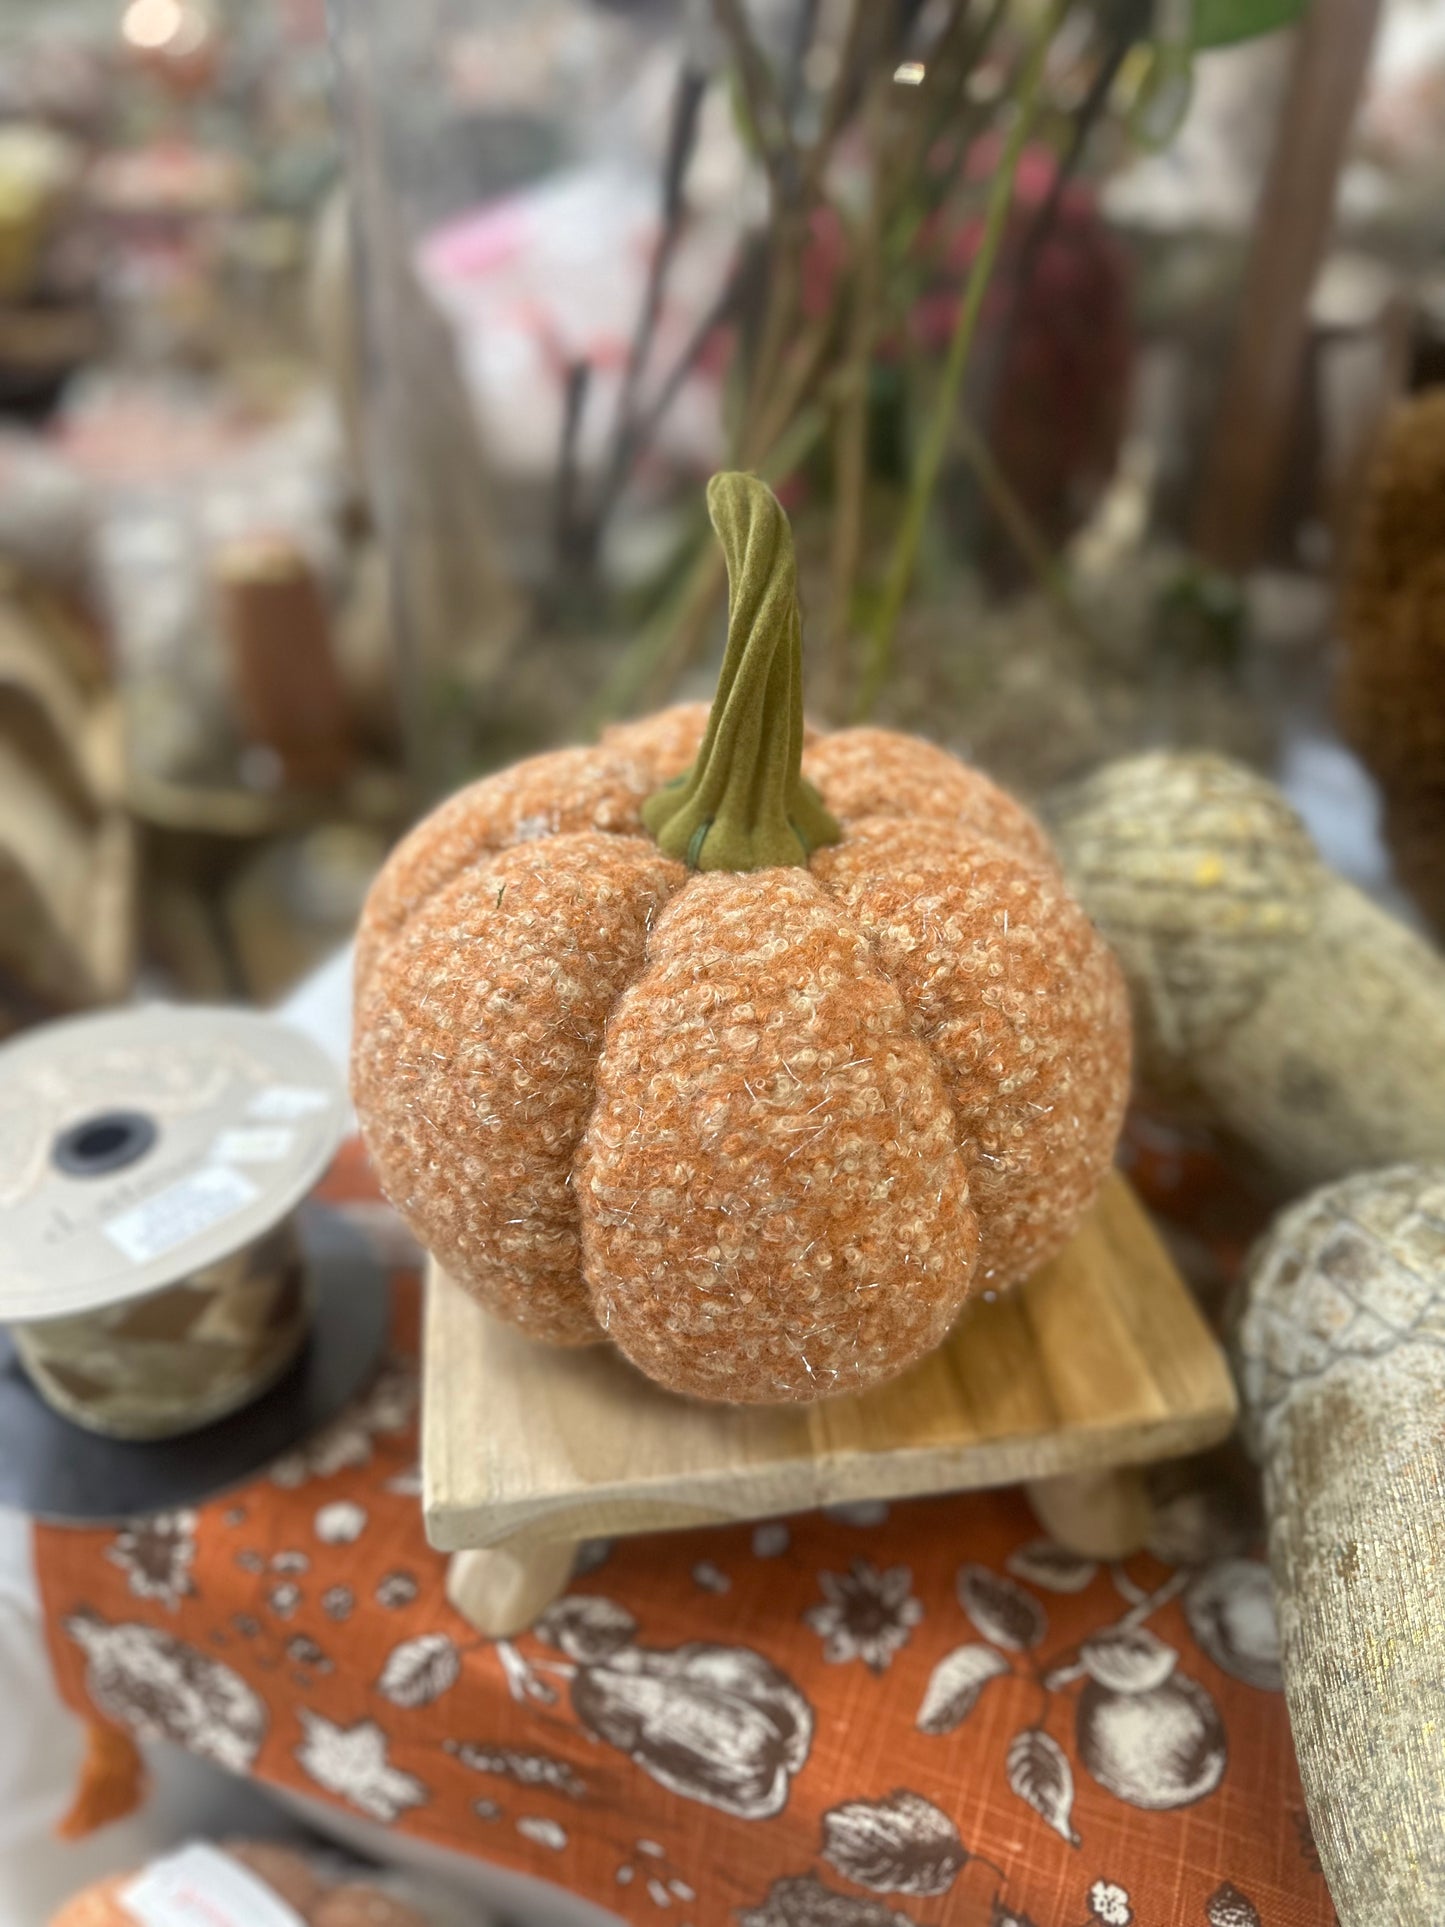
<box><xmin>731</xmin><ymin>0</ymin><xmax>884</xmax><ymax>460</ymax></box>
<box><xmin>619</xmin><ymin>66</ymin><xmax>706</xmax><ymax>431</ymax></box>
<box><xmin>825</xmin><ymin>90</ymin><xmax>889</xmax><ymax>696</ymax></box>
<box><xmin>552</xmin><ymin>360</ymin><xmax>592</xmax><ymax>575</ymax></box>
<box><xmin>629</xmin><ymin>265</ymin><xmax>746</xmax><ymax>464</ymax></box>
<box><xmin>992</xmin><ymin>7</ymin><xmax>1141</xmax><ymax>395</ymax></box>
<box><xmin>591</xmin><ymin>403</ymin><xmax>828</xmax><ymax>726</ymax></box>
<box><xmin>885</xmin><ymin>0</ymin><xmax>985</xmax><ymax>203</ymax></box>
<box><xmin>825</xmin><ymin>352</ymin><xmax>871</xmax><ymax>702</ymax></box>
<box><xmin>799</xmin><ymin>0</ymin><xmax>869</xmax><ymax>204</ymax></box>
<box><xmin>782</xmin><ymin>0</ymin><xmax>822</xmax><ymax>117</ymax></box>
<box><xmin>746</xmin><ymin>308</ymin><xmax>837</xmax><ymax>466</ymax></box>
<box><xmin>951</xmin><ymin>410</ymin><xmax>1098</xmax><ymax>650</ymax></box>
<box><xmin>856</xmin><ymin>0</ymin><xmax>1067</xmax><ymax>719</ymax></box>
<box><xmin>739</xmin><ymin>213</ymin><xmax>805</xmax><ymax>458</ymax></box>
<box><xmin>585</xmin><ymin>65</ymin><xmax>708</xmax><ymax>555</ymax></box>
<box><xmin>713</xmin><ymin>0</ymin><xmax>802</xmax><ymax>198</ymax></box>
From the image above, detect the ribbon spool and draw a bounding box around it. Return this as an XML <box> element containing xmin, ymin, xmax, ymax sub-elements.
<box><xmin>0</xmin><ymin>1004</ymin><xmax>350</xmax><ymax>1442</ymax></box>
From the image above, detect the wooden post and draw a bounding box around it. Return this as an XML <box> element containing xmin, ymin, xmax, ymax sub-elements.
<box><xmin>446</xmin><ymin>1543</ymin><xmax>578</xmax><ymax>1639</ymax></box>
<box><xmin>1026</xmin><ymin>1467</ymin><xmax>1153</xmax><ymax>1559</ymax></box>
<box><xmin>1192</xmin><ymin>0</ymin><xmax>1383</xmax><ymax>570</ymax></box>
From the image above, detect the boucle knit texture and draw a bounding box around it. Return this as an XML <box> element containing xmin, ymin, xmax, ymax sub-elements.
<box><xmin>354</xmin><ymin>706</ymin><xmax>1130</xmax><ymax>1403</ymax></box>
<box><xmin>581</xmin><ymin>869</ymin><xmax>976</xmax><ymax>1399</ymax></box>
<box><xmin>812</xmin><ymin>817</ymin><xmax>1126</xmax><ymax>1287</ymax></box>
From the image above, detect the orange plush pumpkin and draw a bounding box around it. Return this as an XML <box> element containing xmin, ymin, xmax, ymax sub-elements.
<box><xmin>353</xmin><ymin>474</ymin><xmax>1130</xmax><ymax>1402</ymax></box>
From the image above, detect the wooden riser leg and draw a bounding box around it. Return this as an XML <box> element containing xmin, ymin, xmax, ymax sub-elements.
<box><xmin>1026</xmin><ymin>1466</ymin><xmax>1153</xmax><ymax>1560</ymax></box>
<box><xmin>446</xmin><ymin>1542</ymin><xmax>577</xmax><ymax>1637</ymax></box>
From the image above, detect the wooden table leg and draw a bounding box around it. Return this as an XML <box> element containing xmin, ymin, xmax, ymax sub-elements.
<box><xmin>1025</xmin><ymin>1466</ymin><xmax>1153</xmax><ymax>1559</ymax></box>
<box><xmin>445</xmin><ymin>1542</ymin><xmax>577</xmax><ymax>1638</ymax></box>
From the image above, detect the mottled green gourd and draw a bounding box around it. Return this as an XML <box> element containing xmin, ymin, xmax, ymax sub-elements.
<box><xmin>642</xmin><ymin>472</ymin><xmax>842</xmax><ymax>872</ymax></box>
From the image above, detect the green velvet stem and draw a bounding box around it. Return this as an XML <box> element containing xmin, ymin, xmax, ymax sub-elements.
<box><xmin>642</xmin><ymin>472</ymin><xmax>841</xmax><ymax>871</ymax></box>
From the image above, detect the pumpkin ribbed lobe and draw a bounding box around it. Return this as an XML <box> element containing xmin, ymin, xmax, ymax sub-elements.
<box><xmin>803</xmin><ymin>727</ymin><xmax>1060</xmax><ymax>871</ymax></box>
<box><xmin>811</xmin><ymin>818</ymin><xmax>1131</xmax><ymax>1288</ymax></box>
<box><xmin>577</xmin><ymin>870</ymin><xmax>978</xmax><ymax>1402</ymax></box>
<box><xmin>642</xmin><ymin>474</ymin><xmax>841</xmax><ymax>873</ymax></box>
<box><xmin>351</xmin><ymin>831</ymin><xmax>684</xmax><ymax>1344</ymax></box>
<box><xmin>354</xmin><ymin>707</ymin><xmax>719</xmax><ymax>997</ymax></box>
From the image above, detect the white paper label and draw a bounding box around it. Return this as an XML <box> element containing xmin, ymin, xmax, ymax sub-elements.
<box><xmin>104</xmin><ymin>1166</ymin><xmax>260</xmax><ymax>1266</ymax></box>
<box><xmin>247</xmin><ymin>1085</ymin><xmax>331</xmax><ymax>1121</ymax></box>
<box><xmin>211</xmin><ymin>1126</ymin><xmax>295</xmax><ymax>1165</ymax></box>
<box><xmin>120</xmin><ymin>1843</ymin><xmax>306</xmax><ymax>1927</ymax></box>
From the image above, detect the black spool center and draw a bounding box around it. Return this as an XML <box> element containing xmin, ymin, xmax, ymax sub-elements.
<box><xmin>52</xmin><ymin>1111</ymin><xmax>158</xmax><ymax>1179</ymax></box>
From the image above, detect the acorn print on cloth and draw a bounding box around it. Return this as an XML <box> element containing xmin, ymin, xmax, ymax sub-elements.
<box><xmin>353</xmin><ymin>474</ymin><xmax>1130</xmax><ymax>1402</ymax></box>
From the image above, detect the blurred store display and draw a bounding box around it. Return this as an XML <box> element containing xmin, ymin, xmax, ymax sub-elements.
<box><xmin>0</xmin><ymin>0</ymin><xmax>1438</xmax><ymax>1008</ymax></box>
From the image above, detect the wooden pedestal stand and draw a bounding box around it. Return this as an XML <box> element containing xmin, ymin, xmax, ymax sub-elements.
<box><xmin>424</xmin><ymin>1174</ymin><xmax>1237</xmax><ymax>1636</ymax></box>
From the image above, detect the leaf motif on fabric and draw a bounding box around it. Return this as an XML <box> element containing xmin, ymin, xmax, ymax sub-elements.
<box><xmin>314</xmin><ymin>1500</ymin><xmax>367</xmax><ymax>1545</ymax></box>
<box><xmin>376</xmin><ymin>1633</ymin><xmax>461</xmax><ymax>1708</ymax></box>
<box><xmin>1184</xmin><ymin>1560</ymin><xmax>1282</xmax><ymax>1691</ymax></box>
<box><xmin>105</xmin><ymin>1511</ymin><xmax>197</xmax><ymax>1610</ymax></box>
<box><xmin>516</xmin><ymin>1815</ymin><xmax>567</xmax><ymax>1850</ymax></box>
<box><xmin>821</xmin><ymin>1790</ymin><xmax>967</xmax><ymax>1897</ymax></box>
<box><xmin>375</xmin><ymin>1570</ymin><xmax>418</xmax><ymax>1610</ymax></box>
<box><xmin>1206</xmin><ymin>1883</ymin><xmax>1263</xmax><ymax>1927</ymax></box>
<box><xmin>269</xmin><ymin>1361</ymin><xmax>416</xmax><ymax>1487</ymax></box>
<box><xmin>63</xmin><ymin>1613</ymin><xmax>266</xmax><ymax>1775</ymax></box>
<box><xmin>958</xmin><ymin>1565</ymin><xmax>1046</xmax><ymax>1652</ymax></box>
<box><xmin>1080</xmin><ymin>1626</ymin><xmax>1178</xmax><ymax>1694</ymax></box>
<box><xmin>1005</xmin><ymin>1541</ymin><xmax>1098</xmax><ymax>1594</ymax></box>
<box><xmin>449</xmin><ymin>1742</ymin><xmax>586</xmax><ymax>1799</ymax></box>
<box><xmin>916</xmin><ymin>1644</ymin><xmax>1011</xmax><ymax>1735</ymax></box>
<box><xmin>738</xmin><ymin>1872</ymin><xmax>920</xmax><ymax>1927</ymax></box>
<box><xmin>294</xmin><ymin>1710</ymin><xmax>427</xmax><ymax>1821</ymax></box>
<box><xmin>536</xmin><ymin>1593</ymin><xmax>638</xmax><ymax>1663</ymax></box>
<box><xmin>1006</xmin><ymin>1727</ymin><xmax>1080</xmax><ymax>1846</ymax></box>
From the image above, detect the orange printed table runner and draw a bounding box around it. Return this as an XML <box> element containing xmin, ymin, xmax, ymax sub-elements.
<box><xmin>35</xmin><ymin>1146</ymin><xmax>1336</xmax><ymax>1927</ymax></box>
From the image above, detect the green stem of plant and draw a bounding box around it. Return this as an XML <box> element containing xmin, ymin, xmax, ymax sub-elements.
<box><xmin>854</xmin><ymin>0</ymin><xmax>1069</xmax><ymax>720</ymax></box>
<box><xmin>642</xmin><ymin>472</ymin><xmax>840</xmax><ymax>871</ymax></box>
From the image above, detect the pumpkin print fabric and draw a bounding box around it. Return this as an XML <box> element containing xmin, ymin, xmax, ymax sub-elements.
<box><xmin>34</xmin><ymin>1147</ymin><xmax>1337</xmax><ymax>1927</ymax></box>
<box><xmin>352</xmin><ymin>474</ymin><xmax>1130</xmax><ymax>1402</ymax></box>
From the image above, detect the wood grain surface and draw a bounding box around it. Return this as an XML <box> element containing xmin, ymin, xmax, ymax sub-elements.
<box><xmin>424</xmin><ymin>1172</ymin><xmax>1236</xmax><ymax>1555</ymax></box>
